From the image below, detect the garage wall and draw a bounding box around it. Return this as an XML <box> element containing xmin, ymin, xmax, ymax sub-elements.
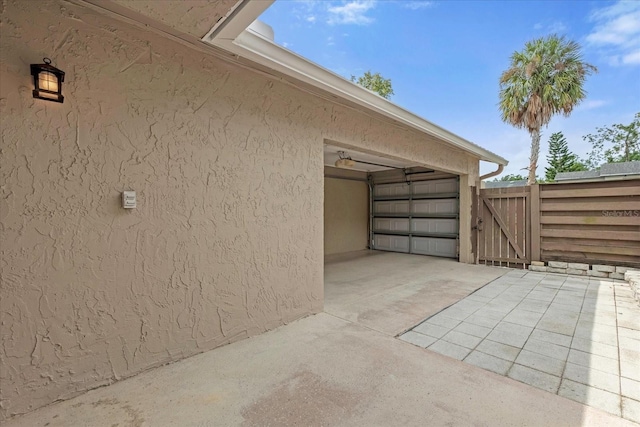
<box><xmin>1</xmin><ymin>1</ymin><xmax>480</xmax><ymax>419</ymax></box>
<box><xmin>324</xmin><ymin>178</ymin><xmax>369</xmax><ymax>255</ymax></box>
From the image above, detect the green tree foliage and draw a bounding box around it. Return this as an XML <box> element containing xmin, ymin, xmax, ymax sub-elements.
<box><xmin>498</xmin><ymin>35</ymin><xmax>597</xmax><ymax>185</ymax></box>
<box><xmin>491</xmin><ymin>173</ymin><xmax>528</xmax><ymax>182</ymax></box>
<box><xmin>545</xmin><ymin>132</ymin><xmax>587</xmax><ymax>181</ymax></box>
<box><xmin>351</xmin><ymin>71</ymin><xmax>394</xmax><ymax>99</ymax></box>
<box><xmin>584</xmin><ymin>113</ymin><xmax>640</xmax><ymax>168</ymax></box>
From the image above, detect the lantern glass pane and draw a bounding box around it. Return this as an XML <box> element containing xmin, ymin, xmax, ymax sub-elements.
<box><xmin>38</xmin><ymin>71</ymin><xmax>58</xmax><ymax>92</ymax></box>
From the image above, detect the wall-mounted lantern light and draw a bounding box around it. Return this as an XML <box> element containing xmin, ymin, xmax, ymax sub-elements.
<box><xmin>30</xmin><ymin>58</ymin><xmax>65</xmax><ymax>103</ymax></box>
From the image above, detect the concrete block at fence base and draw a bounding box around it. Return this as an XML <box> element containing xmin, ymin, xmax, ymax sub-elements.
<box><xmin>616</xmin><ymin>266</ymin><xmax>630</xmax><ymax>274</ymax></box>
<box><xmin>567</xmin><ymin>269</ymin><xmax>587</xmax><ymax>276</ymax></box>
<box><xmin>624</xmin><ymin>270</ymin><xmax>640</xmax><ymax>281</ymax></box>
<box><xmin>529</xmin><ymin>265</ymin><xmax>547</xmax><ymax>272</ymax></box>
<box><xmin>568</xmin><ymin>263</ymin><xmax>589</xmax><ymax>271</ymax></box>
<box><xmin>592</xmin><ymin>264</ymin><xmax>615</xmax><ymax>273</ymax></box>
<box><xmin>588</xmin><ymin>270</ymin><xmax>609</xmax><ymax>278</ymax></box>
<box><xmin>531</xmin><ymin>261</ymin><xmax>545</xmax><ymax>267</ymax></box>
<box><xmin>548</xmin><ymin>267</ymin><xmax>567</xmax><ymax>274</ymax></box>
<box><xmin>624</xmin><ymin>270</ymin><xmax>640</xmax><ymax>305</ymax></box>
<box><xmin>609</xmin><ymin>272</ymin><xmax>625</xmax><ymax>280</ymax></box>
<box><xmin>548</xmin><ymin>261</ymin><xmax>568</xmax><ymax>268</ymax></box>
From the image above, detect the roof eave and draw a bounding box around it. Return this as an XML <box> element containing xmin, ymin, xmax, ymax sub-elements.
<box><xmin>202</xmin><ymin>2</ymin><xmax>507</xmax><ymax>166</ymax></box>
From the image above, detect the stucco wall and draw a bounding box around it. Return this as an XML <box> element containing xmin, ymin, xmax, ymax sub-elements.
<box><xmin>324</xmin><ymin>178</ymin><xmax>369</xmax><ymax>255</ymax></box>
<box><xmin>111</xmin><ymin>0</ymin><xmax>241</xmax><ymax>38</ymax></box>
<box><xmin>0</xmin><ymin>1</ymin><xmax>326</xmax><ymax>418</ymax></box>
<box><xmin>0</xmin><ymin>0</ymin><xmax>480</xmax><ymax>419</ymax></box>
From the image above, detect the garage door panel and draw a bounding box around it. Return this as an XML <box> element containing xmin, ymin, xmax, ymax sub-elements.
<box><xmin>374</xmin><ymin>218</ymin><xmax>410</xmax><ymax>232</ymax></box>
<box><xmin>411</xmin><ymin>218</ymin><xmax>457</xmax><ymax>234</ymax></box>
<box><xmin>411</xmin><ymin>237</ymin><xmax>457</xmax><ymax>258</ymax></box>
<box><xmin>373</xmin><ymin>183</ymin><xmax>410</xmax><ymax>198</ymax></box>
<box><xmin>411</xmin><ymin>199</ymin><xmax>458</xmax><ymax>214</ymax></box>
<box><xmin>373</xmin><ymin>234</ymin><xmax>410</xmax><ymax>253</ymax></box>
<box><xmin>412</xmin><ymin>178</ymin><xmax>457</xmax><ymax>195</ymax></box>
<box><xmin>374</xmin><ymin>200</ymin><xmax>410</xmax><ymax>214</ymax></box>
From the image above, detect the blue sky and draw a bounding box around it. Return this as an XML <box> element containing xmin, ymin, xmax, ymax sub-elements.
<box><xmin>259</xmin><ymin>0</ymin><xmax>640</xmax><ymax>176</ymax></box>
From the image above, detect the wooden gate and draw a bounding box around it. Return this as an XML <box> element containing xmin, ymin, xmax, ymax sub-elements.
<box><xmin>473</xmin><ymin>186</ymin><xmax>531</xmax><ymax>268</ymax></box>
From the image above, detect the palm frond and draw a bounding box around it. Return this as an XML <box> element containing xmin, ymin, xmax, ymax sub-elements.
<box><xmin>498</xmin><ymin>34</ymin><xmax>597</xmax><ymax>132</ymax></box>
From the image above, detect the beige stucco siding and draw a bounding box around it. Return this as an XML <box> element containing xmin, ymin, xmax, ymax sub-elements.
<box><xmin>111</xmin><ymin>0</ymin><xmax>241</xmax><ymax>38</ymax></box>
<box><xmin>1</xmin><ymin>0</ymin><xmax>479</xmax><ymax>419</ymax></box>
<box><xmin>324</xmin><ymin>178</ymin><xmax>369</xmax><ymax>255</ymax></box>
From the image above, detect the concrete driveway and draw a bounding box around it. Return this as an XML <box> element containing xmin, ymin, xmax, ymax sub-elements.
<box><xmin>324</xmin><ymin>250</ymin><xmax>507</xmax><ymax>336</ymax></box>
<box><xmin>3</xmin><ymin>252</ymin><xmax>636</xmax><ymax>426</ymax></box>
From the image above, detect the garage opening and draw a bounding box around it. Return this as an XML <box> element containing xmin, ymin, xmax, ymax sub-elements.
<box><xmin>324</xmin><ymin>143</ymin><xmax>460</xmax><ymax>261</ymax></box>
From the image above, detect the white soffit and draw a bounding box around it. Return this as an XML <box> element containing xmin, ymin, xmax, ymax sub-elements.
<box><xmin>202</xmin><ymin>1</ymin><xmax>507</xmax><ymax>166</ymax></box>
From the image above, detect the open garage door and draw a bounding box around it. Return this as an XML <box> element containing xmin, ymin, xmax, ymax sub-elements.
<box><xmin>372</xmin><ymin>177</ymin><xmax>459</xmax><ymax>258</ymax></box>
<box><xmin>324</xmin><ymin>143</ymin><xmax>460</xmax><ymax>260</ymax></box>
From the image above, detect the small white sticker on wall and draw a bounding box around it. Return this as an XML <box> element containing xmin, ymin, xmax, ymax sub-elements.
<box><xmin>122</xmin><ymin>191</ymin><xmax>136</xmax><ymax>209</ymax></box>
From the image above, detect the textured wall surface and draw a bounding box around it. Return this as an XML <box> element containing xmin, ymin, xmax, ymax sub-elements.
<box><xmin>0</xmin><ymin>0</ymin><xmax>480</xmax><ymax>419</ymax></box>
<box><xmin>324</xmin><ymin>178</ymin><xmax>368</xmax><ymax>255</ymax></box>
<box><xmin>111</xmin><ymin>0</ymin><xmax>241</xmax><ymax>38</ymax></box>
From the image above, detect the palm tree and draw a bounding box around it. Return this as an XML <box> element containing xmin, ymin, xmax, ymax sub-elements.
<box><xmin>499</xmin><ymin>35</ymin><xmax>597</xmax><ymax>184</ymax></box>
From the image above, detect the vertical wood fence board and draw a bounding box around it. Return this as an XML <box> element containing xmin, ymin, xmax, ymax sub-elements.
<box><xmin>471</xmin><ymin>186</ymin><xmax>479</xmax><ymax>264</ymax></box>
<box><xmin>508</xmin><ymin>197</ymin><xmax>516</xmax><ymax>267</ymax></box>
<box><xmin>530</xmin><ymin>184</ymin><xmax>541</xmax><ymax>262</ymax></box>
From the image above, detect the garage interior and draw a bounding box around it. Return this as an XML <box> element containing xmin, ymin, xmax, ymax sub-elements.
<box><xmin>324</xmin><ymin>143</ymin><xmax>461</xmax><ymax>261</ymax></box>
<box><xmin>323</xmin><ymin>143</ymin><xmax>504</xmax><ymax>336</ymax></box>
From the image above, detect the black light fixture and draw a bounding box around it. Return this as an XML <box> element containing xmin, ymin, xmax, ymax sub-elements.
<box><xmin>30</xmin><ymin>58</ymin><xmax>65</xmax><ymax>103</ymax></box>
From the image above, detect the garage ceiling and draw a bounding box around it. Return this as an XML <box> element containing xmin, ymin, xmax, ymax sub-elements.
<box><xmin>324</xmin><ymin>144</ymin><xmax>422</xmax><ymax>172</ymax></box>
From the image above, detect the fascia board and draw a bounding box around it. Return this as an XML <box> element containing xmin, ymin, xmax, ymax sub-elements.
<box><xmin>207</xmin><ymin>26</ymin><xmax>507</xmax><ymax>165</ymax></box>
<box><xmin>203</xmin><ymin>1</ymin><xmax>274</xmax><ymax>43</ymax></box>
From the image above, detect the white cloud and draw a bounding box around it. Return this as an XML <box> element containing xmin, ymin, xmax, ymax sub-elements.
<box><xmin>586</xmin><ymin>1</ymin><xmax>640</xmax><ymax>66</ymax></box>
<box><xmin>288</xmin><ymin>1</ymin><xmax>322</xmax><ymax>25</ymax></box>
<box><xmin>623</xmin><ymin>49</ymin><xmax>640</xmax><ymax>64</ymax></box>
<box><xmin>590</xmin><ymin>0</ymin><xmax>640</xmax><ymax>21</ymax></box>
<box><xmin>548</xmin><ymin>21</ymin><xmax>567</xmax><ymax>33</ymax></box>
<box><xmin>532</xmin><ymin>21</ymin><xmax>567</xmax><ymax>33</ymax></box>
<box><xmin>327</xmin><ymin>1</ymin><xmax>376</xmax><ymax>25</ymax></box>
<box><xmin>402</xmin><ymin>1</ymin><xmax>433</xmax><ymax>10</ymax></box>
<box><xmin>287</xmin><ymin>1</ymin><xmax>376</xmax><ymax>27</ymax></box>
<box><xmin>577</xmin><ymin>99</ymin><xmax>608</xmax><ymax>111</ymax></box>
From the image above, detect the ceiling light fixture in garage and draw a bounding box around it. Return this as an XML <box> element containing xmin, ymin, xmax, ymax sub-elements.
<box><xmin>334</xmin><ymin>151</ymin><xmax>356</xmax><ymax>168</ymax></box>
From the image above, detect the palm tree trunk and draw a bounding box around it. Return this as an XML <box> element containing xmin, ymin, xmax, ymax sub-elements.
<box><xmin>528</xmin><ymin>128</ymin><xmax>540</xmax><ymax>185</ymax></box>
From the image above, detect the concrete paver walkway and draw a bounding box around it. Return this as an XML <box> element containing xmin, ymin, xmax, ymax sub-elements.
<box><xmin>400</xmin><ymin>269</ymin><xmax>640</xmax><ymax>423</ymax></box>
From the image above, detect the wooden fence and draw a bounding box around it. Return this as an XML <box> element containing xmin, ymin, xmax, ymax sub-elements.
<box><xmin>474</xmin><ymin>179</ymin><xmax>640</xmax><ymax>268</ymax></box>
